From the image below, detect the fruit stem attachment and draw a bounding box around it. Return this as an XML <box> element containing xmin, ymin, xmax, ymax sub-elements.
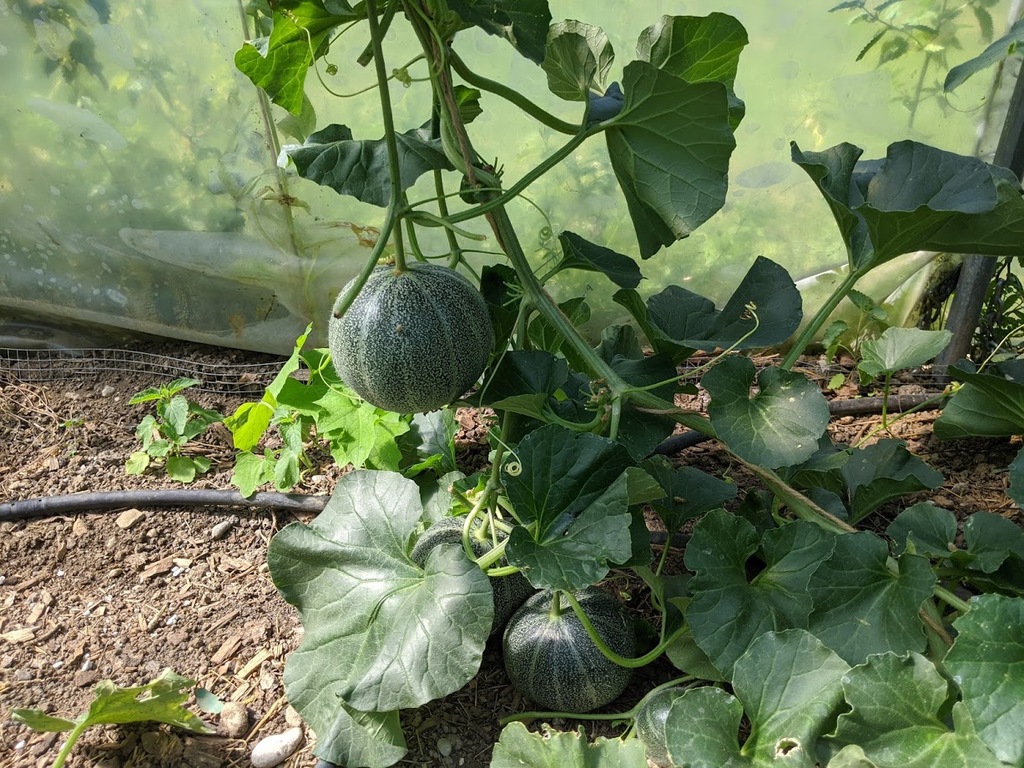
<box><xmin>562</xmin><ymin>591</ymin><xmax>688</xmax><ymax>669</ymax></box>
<box><xmin>366</xmin><ymin>0</ymin><xmax>407</xmax><ymax>272</ymax></box>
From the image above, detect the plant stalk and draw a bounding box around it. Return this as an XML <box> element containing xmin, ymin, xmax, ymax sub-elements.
<box><xmin>562</xmin><ymin>591</ymin><xmax>688</xmax><ymax>669</ymax></box>
<box><xmin>781</xmin><ymin>267</ymin><xmax>867</xmax><ymax>370</ymax></box>
<box><xmin>365</xmin><ymin>0</ymin><xmax>408</xmax><ymax>271</ymax></box>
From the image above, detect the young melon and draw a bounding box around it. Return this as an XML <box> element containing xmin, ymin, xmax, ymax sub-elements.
<box><xmin>328</xmin><ymin>263</ymin><xmax>494</xmax><ymax>414</ymax></box>
<box><xmin>635</xmin><ymin>685</ymin><xmax>688</xmax><ymax>768</ymax></box>
<box><xmin>502</xmin><ymin>587</ymin><xmax>635</xmax><ymax>713</ymax></box>
<box><xmin>411</xmin><ymin>516</ymin><xmax>535</xmax><ymax>635</ymax></box>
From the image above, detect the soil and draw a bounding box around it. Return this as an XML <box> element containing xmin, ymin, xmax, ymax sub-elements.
<box><xmin>0</xmin><ymin>342</ymin><xmax>1020</xmax><ymax>768</ymax></box>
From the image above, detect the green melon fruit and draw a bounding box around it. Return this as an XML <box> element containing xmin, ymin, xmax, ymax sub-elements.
<box><xmin>502</xmin><ymin>587</ymin><xmax>635</xmax><ymax>713</ymax></box>
<box><xmin>328</xmin><ymin>263</ymin><xmax>494</xmax><ymax>413</ymax></box>
<box><xmin>411</xmin><ymin>516</ymin><xmax>535</xmax><ymax>636</ymax></box>
<box><xmin>635</xmin><ymin>685</ymin><xmax>688</xmax><ymax>767</ymax></box>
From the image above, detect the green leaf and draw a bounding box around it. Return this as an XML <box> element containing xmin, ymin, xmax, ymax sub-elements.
<box><xmin>857</xmin><ymin>328</ymin><xmax>952</xmax><ymax>380</ymax></box>
<box><xmin>543</xmin><ymin>21</ymin><xmax>614</xmax><ymax>101</ymax></box>
<box><xmin>685</xmin><ymin>512</ymin><xmax>836</xmax><ymax>678</ymax></box>
<box><xmin>277</xmin><ymin>92</ymin><xmax>318</xmax><ymax>143</ymax></box>
<box><xmin>398</xmin><ymin>410</ymin><xmax>458</xmax><ymax>476</ymax></box>
<box><xmin>226</xmin><ymin>326</ymin><xmax>311</xmax><ymax>450</ymax></box>
<box><xmin>9</xmin><ymin>711</ymin><xmax>77</xmax><ymax>732</ymax></box>
<box><xmin>792</xmin><ymin>140</ymin><xmax>1024</xmax><ymax>272</ymax></box>
<box><xmin>502</xmin><ymin>425</ymin><xmax>635</xmax><ymax>591</ymax></box>
<box><xmin>640</xmin><ymin>256</ymin><xmax>803</xmax><ymax>353</ymax></box>
<box><xmin>886</xmin><ymin>502</ymin><xmax>957</xmax><ymax>558</ymax></box>
<box><xmin>945</xmin><ymin>594</ymin><xmax>1024</xmax><ymax>766</ymax></box>
<box><xmin>286</xmin><ymin>123</ymin><xmax>452</xmax><ymax>207</ymax></box>
<box><xmin>604</xmin><ymin>59</ymin><xmax>738</xmax><ymax>258</ymax></box>
<box><xmin>827</xmin><ymin>653</ymin><xmax>1005</xmax><ymax>768</ymax></box>
<box><xmin>704</xmin><ymin>359</ymin><xmax>830</xmax><ymax>468</ymax></box>
<box><xmin>1009</xmin><ymin>447</ymin><xmax>1024</xmax><ymax>509</ymax></box>
<box><xmin>231</xmin><ymin>450</ymin><xmax>271</xmax><ymax>497</ymax></box>
<box><xmin>603</xmin><ymin>351</ymin><xmax>680</xmax><ymax>460</ymax></box>
<box><xmin>663</xmin><ymin>630</ymin><xmax>850</xmax><ymax>766</ymax></box>
<box><xmin>14</xmin><ymin>669</ymin><xmax>210</xmax><ymax>736</ymax></box>
<box><xmin>636</xmin><ymin>12</ymin><xmax>748</xmax><ymax>128</ymax></box>
<box><xmin>311</xmin><ymin>704</ymin><xmax>406</xmax><ymax>768</ymax></box>
<box><xmin>491</xmin><ymin>722</ymin><xmax>648</xmax><ymax>767</ymax></box>
<box><xmin>124</xmin><ymin>451</ymin><xmax>150</xmax><ymax>476</ymax></box>
<box><xmin>128</xmin><ymin>378</ymin><xmax>200</xmax><ymax>405</ymax></box>
<box><xmin>505</xmin><ymin>470</ymin><xmax>631</xmax><ymax>590</ymax></box>
<box><xmin>934</xmin><ymin>360</ymin><xmax>1024</xmax><ymax>438</ymax></box>
<box><xmin>945</xmin><ymin>18</ymin><xmax>1024</xmax><ymax>92</ymax></box>
<box><xmin>962</xmin><ymin>511</ymin><xmax>1024</xmax><ymax>575</ymax></box>
<box><xmin>476</xmin><ymin>349</ymin><xmax>572</xmax><ymax>421</ymax></box>
<box><xmin>554</xmin><ymin>231</ymin><xmax>642</xmax><ymax>290</ymax></box>
<box><xmin>268</xmin><ymin>471</ymin><xmax>492</xmax><ymax>721</ymax></box>
<box><xmin>839</xmin><ymin>440</ymin><xmax>943</xmax><ymax>524</ymax></box>
<box><xmin>166</xmin><ymin>455</ymin><xmax>199</xmax><ymax>484</ymax></box>
<box><xmin>234</xmin><ymin>1</ymin><xmax>358</xmax><ymax>114</ymax></box>
<box><xmin>807</xmin><ymin>533</ymin><xmax>935</xmax><ymax>665</ymax></box>
<box><xmin>663</xmin><ymin>686</ymin><xmax>745</xmax><ymax>766</ymax></box>
<box><xmin>316</xmin><ymin>392</ymin><xmax>411</xmax><ymax>472</ymax></box>
<box><xmin>162</xmin><ymin>396</ymin><xmax>190</xmax><ymax>438</ymax></box>
<box><xmin>528</xmin><ymin>297</ymin><xmax>591</xmax><ymax>359</ymax></box>
<box><xmin>640</xmin><ymin>455</ymin><xmax>737</xmax><ymax>534</ymax></box>
<box><xmin>448</xmin><ymin>0</ymin><xmax>551</xmax><ymax>65</ymax></box>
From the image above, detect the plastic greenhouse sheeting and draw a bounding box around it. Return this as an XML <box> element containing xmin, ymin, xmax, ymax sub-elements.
<box><xmin>0</xmin><ymin>0</ymin><xmax>1016</xmax><ymax>355</ymax></box>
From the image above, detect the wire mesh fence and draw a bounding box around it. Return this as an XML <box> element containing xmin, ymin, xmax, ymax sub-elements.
<box><xmin>0</xmin><ymin>347</ymin><xmax>285</xmax><ymax>395</ymax></box>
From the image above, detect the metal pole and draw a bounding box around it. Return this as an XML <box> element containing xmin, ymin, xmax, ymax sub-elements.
<box><xmin>936</xmin><ymin>56</ymin><xmax>1024</xmax><ymax>368</ymax></box>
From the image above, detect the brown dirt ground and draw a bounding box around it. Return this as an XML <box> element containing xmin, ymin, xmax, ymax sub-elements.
<box><xmin>0</xmin><ymin>343</ymin><xmax>1020</xmax><ymax>768</ymax></box>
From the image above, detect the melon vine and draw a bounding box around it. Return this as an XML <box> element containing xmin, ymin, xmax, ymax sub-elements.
<box><xmin>235</xmin><ymin>2</ymin><xmax>1024</xmax><ymax>767</ymax></box>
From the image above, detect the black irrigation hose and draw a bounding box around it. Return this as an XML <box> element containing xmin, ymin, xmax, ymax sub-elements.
<box><xmin>0</xmin><ymin>487</ymin><xmax>691</xmax><ymax>548</ymax></box>
<box><xmin>0</xmin><ymin>489</ymin><xmax>329</xmax><ymax>521</ymax></box>
<box><xmin>0</xmin><ymin>392</ymin><xmax>946</xmax><ymax>524</ymax></box>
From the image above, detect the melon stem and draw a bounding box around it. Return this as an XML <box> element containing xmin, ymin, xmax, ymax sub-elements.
<box><xmin>548</xmin><ymin>591</ymin><xmax>564</xmax><ymax>621</ymax></box>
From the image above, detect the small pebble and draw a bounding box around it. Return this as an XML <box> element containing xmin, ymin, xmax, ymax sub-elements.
<box><xmin>250</xmin><ymin>726</ymin><xmax>304</xmax><ymax>768</ymax></box>
<box><xmin>115</xmin><ymin>509</ymin><xmax>146</xmax><ymax>530</ymax></box>
<box><xmin>100</xmin><ymin>385</ymin><xmax>116</xmax><ymax>397</ymax></box>
<box><xmin>437</xmin><ymin>736</ymin><xmax>453</xmax><ymax>757</ymax></box>
<box><xmin>210</xmin><ymin>516</ymin><xmax>238</xmax><ymax>541</ymax></box>
<box><xmin>219</xmin><ymin>701</ymin><xmax>249</xmax><ymax>739</ymax></box>
<box><xmin>284</xmin><ymin>705</ymin><xmax>302</xmax><ymax>727</ymax></box>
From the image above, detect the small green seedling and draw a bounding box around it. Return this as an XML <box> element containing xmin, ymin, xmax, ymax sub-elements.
<box><xmin>125</xmin><ymin>377</ymin><xmax>223</xmax><ymax>483</ymax></box>
<box><xmin>11</xmin><ymin>668</ymin><xmax>214</xmax><ymax>768</ymax></box>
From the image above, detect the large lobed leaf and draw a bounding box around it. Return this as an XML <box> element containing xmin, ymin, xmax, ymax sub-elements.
<box><xmin>543</xmin><ymin>21</ymin><xmax>614</xmax><ymax>101</ymax></box>
<box><xmin>235</xmin><ymin>1</ymin><xmax>358</xmax><ymax>115</ymax></box>
<box><xmin>792</xmin><ymin>140</ymin><xmax>1024</xmax><ymax>272</ymax></box>
<box><xmin>703</xmin><ymin>358</ymin><xmax>830</xmax><ymax>469</ymax></box>
<box><xmin>604</xmin><ymin>60</ymin><xmax>737</xmax><ymax>258</ymax></box>
<box><xmin>448</xmin><ymin>0</ymin><xmax>552</xmax><ymax>65</ymax></box>
<box><xmin>685</xmin><ymin>512</ymin><xmax>836</xmax><ymax>679</ymax></box>
<box><xmin>807</xmin><ymin>533</ymin><xmax>935</xmax><ymax>666</ymax></box>
<box><xmin>826</xmin><ymin>653</ymin><xmax>1006</xmax><ymax>767</ymax></box>
<box><xmin>663</xmin><ymin>630</ymin><xmax>850</xmax><ymax>767</ymax></box>
<box><xmin>267</xmin><ymin>470</ymin><xmax>493</xmax><ymax>763</ymax></box>
<box><xmin>491</xmin><ymin>722</ymin><xmax>648</xmax><ymax>767</ymax></box>
<box><xmin>502</xmin><ymin>425</ymin><xmax>637</xmax><ymax>590</ymax></box>
<box><xmin>945</xmin><ymin>594</ymin><xmax>1024</xmax><ymax>766</ymax></box>
<box><xmin>285</xmin><ymin>124</ymin><xmax>452</xmax><ymax>207</ymax></box>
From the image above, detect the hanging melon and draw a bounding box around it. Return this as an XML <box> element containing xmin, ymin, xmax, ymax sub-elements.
<box><xmin>328</xmin><ymin>263</ymin><xmax>494</xmax><ymax>413</ymax></box>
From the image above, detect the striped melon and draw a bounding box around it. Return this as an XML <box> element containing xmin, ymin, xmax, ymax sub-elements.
<box><xmin>328</xmin><ymin>263</ymin><xmax>494</xmax><ymax>413</ymax></box>
<box><xmin>635</xmin><ymin>685</ymin><xmax>688</xmax><ymax>767</ymax></box>
<box><xmin>503</xmin><ymin>587</ymin><xmax>635</xmax><ymax>713</ymax></box>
